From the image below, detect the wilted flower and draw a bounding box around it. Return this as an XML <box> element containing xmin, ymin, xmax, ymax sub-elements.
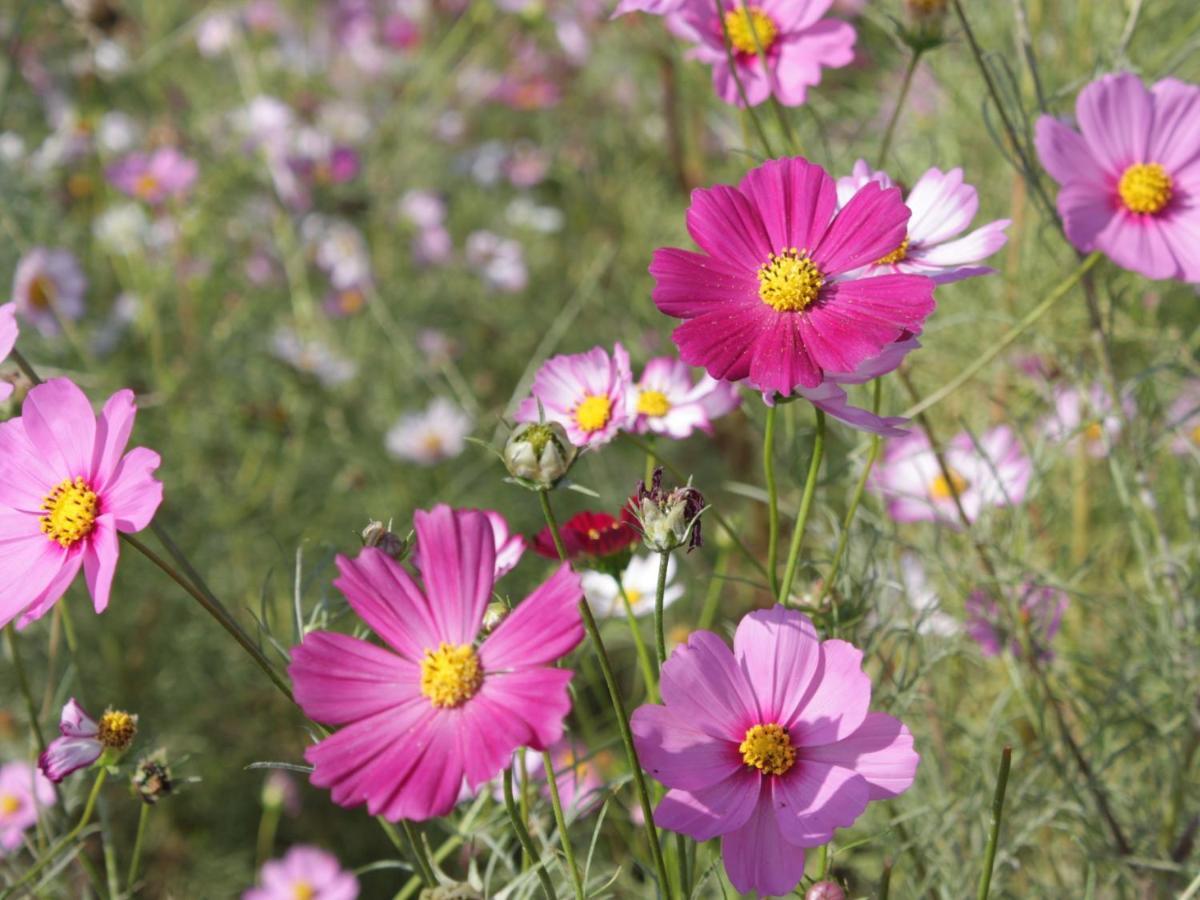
<box><xmin>0</xmin><ymin>762</ymin><xmax>55</xmax><ymax>853</ymax></box>
<box><xmin>39</xmin><ymin>699</ymin><xmax>138</xmax><ymax>783</ymax></box>
<box><xmin>629</xmin><ymin>467</ymin><xmax>705</xmax><ymax>552</ymax></box>
<box><xmin>244</xmin><ymin>845</ymin><xmax>359</xmax><ymax>900</ymax></box>
<box><xmin>966</xmin><ymin>583</ymin><xmax>1068</xmax><ymax>662</ymax></box>
<box><xmin>384</xmin><ymin>398</ymin><xmax>472</xmax><ymax>465</ymax></box>
<box><xmin>12</xmin><ymin>248</ymin><xmax>87</xmax><ymax>337</ymax></box>
<box><xmin>580</xmin><ymin>552</ymin><xmax>684</xmax><ymax>618</ymax></box>
<box><xmin>133</xmin><ymin>751</ymin><xmax>173</xmax><ymax>805</ymax></box>
<box><xmin>504</xmin><ymin>421</ymin><xmax>578</xmax><ymax>488</ymax></box>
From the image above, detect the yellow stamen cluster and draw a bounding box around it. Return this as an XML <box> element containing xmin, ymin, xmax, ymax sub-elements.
<box><xmin>40</xmin><ymin>477</ymin><xmax>99</xmax><ymax>549</ymax></box>
<box><xmin>723</xmin><ymin>6</ymin><xmax>778</xmax><ymax>56</ymax></box>
<box><xmin>29</xmin><ymin>275</ymin><xmax>56</xmax><ymax>310</ymax></box>
<box><xmin>637</xmin><ymin>389</ymin><xmax>671</xmax><ymax>418</ymax></box>
<box><xmin>0</xmin><ymin>794</ymin><xmax>21</xmax><ymax>816</ymax></box>
<box><xmin>930</xmin><ymin>470</ymin><xmax>969</xmax><ymax>501</ymax></box>
<box><xmin>420</xmin><ymin>643</ymin><xmax>483</xmax><ymax>709</ymax></box>
<box><xmin>574</xmin><ymin>395</ymin><xmax>613</xmax><ymax>433</ymax></box>
<box><xmin>1084</xmin><ymin>422</ymin><xmax>1105</xmax><ymax>444</ymax></box>
<box><xmin>876</xmin><ymin>236</ymin><xmax>911</xmax><ymax>266</ymax></box>
<box><xmin>739</xmin><ymin>723</ymin><xmax>796</xmax><ymax>776</ymax></box>
<box><xmin>1117</xmin><ymin>162</ymin><xmax>1172</xmax><ymax>215</ymax></box>
<box><xmin>97</xmin><ymin>710</ymin><xmax>138</xmax><ymax>751</ymax></box>
<box><xmin>292</xmin><ymin>882</ymin><xmax>316</xmax><ymax>900</ymax></box>
<box><xmin>134</xmin><ymin>173</ymin><xmax>160</xmax><ymax>199</ymax></box>
<box><xmin>758</xmin><ymin>249</ymin><xmax>824</xmax><ymax>312</ymax></box>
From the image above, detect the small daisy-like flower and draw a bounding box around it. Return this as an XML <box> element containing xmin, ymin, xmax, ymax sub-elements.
<box><xmin>651</xmin><ymin>157</ymin><xmax>936</xmax><ymax>399</ymax></box>
<box><xmin>107</xmin><ymin>148</ymin><xmax>199</xmax><ymax>205</ymax></box>
<box><xmin>529</xmin><ymin>509</ymin><xmax>639</xmax><ymax>566</ymax></box>
<box><xmin>12</xmin><ymin>248</ymin><xmax>88</xmax><ymax>337</ymax></box>
<box><xmin>515</xmin><ymin>343</ymin><xmax>635</xmax><ymax>448</ymax></box>
<box><xmin>39</xmin><ymin>699</ymin><xmax>138</xmax><ymax>783</ymax></box>
<box><xmin>289</xmin><ymin>505</ymin><xmax>585</xmax><ymax>821</ymax></box>
<box><xmin>0</xmin><ymin>303</ymin><xmax>17</xmax><ymax>403</ymax></box>
<box><xmin>966</xmin><ymin>583</ymin><xmax>1067</xmax><ymax>663</ymax></box>
<box><xmin>663</xmin><ymin>0</ymin><xmax>857</xmax><ymax>109</ymax></box>
<box><xmin>580</xmin><ymin>552</ymin><xmax>684</xmax><ymax>618</ymax></box>
<box><xmin>632</xmin><ymin>606</ymin><xmax>919</xmax><ymax>896</ymax></box>
<box><xmin>869</xmin><ymin>426</ymin><xmax>1031</xmax><ymax>525</ymax></box>
<box><xmin>1167</xmin><ymin>380</ymin><xmax>1200</xmax><ymax>456</ymax></box>
<box><xmin>1041</xmin><ymin>383</ymin><xmax>1133</xmax><ymax>459</ymax></box>
<box><xmin>0</xmin><ymin>762</ymin><xmax>55</xmax><ymax>854</ymax></box>
<box><xmin>0</xmin><ymin>378</ymin><xmax>163</xmax><ymax>629</ymax></box>
<box><xmin>384</xmin><ymin>398</ymin><xmax>473</xmax><ymax>465</ymax></box>
<box><xmin>244</xmin><ymin>845</ymin><xmax>359</xmax><ymax>900</ymax></box>
<box><xmin>1035</xmin><ymin>72</ymin><xmax>1200</xmax><ymax>282</ymax></box>
<box><xmin>631</xmin><ymin>357</ymin><xmax>741</xmax><ymax>439</ymax></box>
<box><xmin>835</xmin><ymin>161</ymin><xmax>1010</xmax><ymax>284</ymax></box>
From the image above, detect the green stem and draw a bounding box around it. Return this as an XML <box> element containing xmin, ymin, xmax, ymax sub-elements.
<box><xmin>617</xmin><ymin>578</ymin><xmax>659</xmax><ymax>703</ymax></box>
<box><xmin>653</xmin><ymin>550</ymin><xmax>671</xmax><ymax>671</ymax></box>
<box><xmin>877</xmin><ymin>50</ymin><xmax>922</xmax><ymax>168</ymax></box>
<box><xmin>541</xmin><ymin>750</ymin><xmax>586</xmax><ymax>900</ymax></box>
<box><xmin>503</xmin><ymin>769</ymin><xmax>556</xmax><ymax>900</ymax></box>
<box><xmin>764</xmin><ymin>405</ymin><xmax>781</xmax><ymax>596</ymax></box>
<box><xmin>778</xmin><ymin>410</ymin><xmax>825</xmax><ymax>606</ymax></box>
<box><xmin>126</xmin><ymin>803</ymin><xmax>150</xmax><ymax>892</ymax></box>
<box><xmin>6</xmin><ymin>625</ymin><xmax>46</xmax><ymax>755</ymax></box>
<box><xmin>255</xmin><ymin>802</ymin><xmax>281</xmax><ymax>869</ymax></box>
<box><xmin>976</xmin><ymin>746</ymin><xmax>1013</xmax><ymax>900</ymax></box>
<box><xmin>713</xmin><ymin>0</ymin><xmax>774</xmax><ymax>157</ymax></box>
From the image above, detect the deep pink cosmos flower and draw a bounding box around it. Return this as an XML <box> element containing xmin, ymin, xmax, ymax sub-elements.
<box><xmin>632</xmin><ymin>606</ymin><xmax>919</xmax><ymax>895</ymax></box>
<box><xmin>650</xmin><ymin>157</ymin><xmax>936</xmax><ymax>399</ymax></box>
<box><xmin>289</xmin><ymin>505</ymin><xmax>585</xmax><ymax>822</ymax></box>
<box><xmin>1035</xmin><ymin>72</ymin><xmax>1200</xmax><ymax>282</ymax></box>
<box><xmin>966</xmin><ymin>583</ymin><xmax>1067</xmax><ymax>663</ymax></box>
<box><xmin>107</xmin><ymin>148</ymin><xmax>199</xmax><ymax>205</ymax></box>
<box><xmin>515</xmin><ymin>343</ymin><xmax>634</xmax><ymax>447</ymax></box>
<box><xmin>0</xmin><ymin>378</ymin><xmax>163</xmax><ymax>629</ymax></box>
<box><xmin>12</xmin><ymin>248</ymin><xmax>87</xmax><ymax>337</ymax></box>
<box><xmin>39</xmin><ymin>699</ymin><xmax>138</xmax><ymax>783</ymax></box>
<box><xmin>869</xmin><ymin>425</ymin><xmax>1031</xmax><ymax>525</ymax></box>
<box><xmin>836</xmin><ymin>161</ymin><xmax>1011</xmax><ymax>284</ymax></box>
<box><xmin>631</xmin><ymin>357</ymin><xmax>741</xmax><ymax>438</ymax></box>
<box><xmin>0</xmin><ymin>762</ymin><xmax>54</xmax><ymax>854</ymax></box>
<box><xmin>665</xmin><ymin>0</ymin><xmax>856</xmax><ymax>108</ymax></box>
<box><xmin>0</xmin><ymin>303</ymin><xmax>16</xmax><ymax>403</ymax></box>
<box><xmin>244</xmin><ymin>845</ymin><xmax>359</xmax><ymax>900</ymax></box>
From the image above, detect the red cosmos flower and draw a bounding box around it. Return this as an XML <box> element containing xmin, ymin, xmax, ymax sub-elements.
<box><xmin>529</xmin><ymin>510</ymin><xmax>638</xmax><ymax>565</ymax></box>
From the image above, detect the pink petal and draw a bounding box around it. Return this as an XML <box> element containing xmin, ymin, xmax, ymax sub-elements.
<box><xmin>815</xmin><ymin>182</ymin><xmax>910</xmax><ymax>275</ymax></box>
<box><xmin>650</xmin><ymin>248</ymin><xmax>760</xmax><ymax>319</ymax></box>
<box><xmin>1034</xmin><ymin>115</ymin><xmax>1107</xmax><ymax>188</ymax></box>
<box><xmin>413</xmin><ymin>505</ymin><xmax>495</xmax><ymax>645</ymax></box>
<box><xmin>749</xmin><ymin>311</ymin><xmax>822</xmax><ymax>393</ymax></box>
<box><xmin>771</xmin><ymin>760</ymin><xmax>870</xmax><ymax>846</ymax></box>
<box><xmin>21</xmin><ymin>378</ymin><xmax>96</xmax><ymax>481</ymax></box>
<box><xmin>736</xmin><ymin>157</ymin><xmax>837</xmax><ymax>255</ymax></box>
<box><xmin>290</xmin><ymin>630</ymin><xmax>421</xmax><ymax>724</ymax></box>
<box><xmin>58</xmin><ymin>698</ymin><xmax>98</xmax><ymax>738</ymax></box>
<box><xmin>1055</xmin><ymin>180</ymin><xmax>1117</xmax><ymax>254</ymax></box>
<box><xmin>1076</xmin><ymin>71</ymin><xmax>1152</xmax><ymax>173</ymax></box>
<box><xmin>0</xmin><ymin>419</ymin><xmax>57</xmax><ymax>510</ymax></box>
<box><xmin>803</xmin><ymin>712</ymin><xmax>919</xmax><ymax>799</ymax></box>
<box><xmin>654</xmin><ymin>768</ymin><xmax>761</xmax><ymax>840</ymax></box>
<box><xmin>16</xmin><ymin>548</ymin><xmax>83</xmax><ymax>630</ymax></box>
<box><xmin>914</xmin><ymin>219</ymin><xmax>1010</xmax><ymax>268</ymax></box>
<box><xmin>38</xmin><ymin>736</ymin><xmax>102</xmax><ymax>783</ymax></box>
<box><xmin>90</xmin><ymin>390</ymin><xmax>136</xmax><ymax>489</ymax></box>
<box><xmin>732</xmin><ymin>606</ymin><xmax>822</xmax><ymax>726</ymax></box>
<box><xmin>772</xmin><ymin>20</ymin><xmax>856</xmax><ymax>107</ymax></box>
<box><xmin>686</xmin><ymin>184</ymin><xmax>773</xmax><ymax>271</ymax></box>
<box><xmin>83</xmin><ymin>515</ymin><xmax>119</xmax><ymax>614</ymax></box>
<box><xmin>333</xmin><ymin>548</ymin><xmax>440</xmax><ymax>661</ymax></box>
<box><xmin>100</xmin><ymin>447</ymin><xmax>162</xmax><ymax>533</ymax></box>
<box><xmin>474</xmin><ymin>667</ymin><xmax>575</xmax><ymax>751</ymax></box>
<box><xmin>480</xmin><ymin>563</ymin><xmax>583</xmax><ymax>670</ymax></box>
<box><xmin>791</xmin><ymin>640</ymin><xmax>871</xmax><ymax>745</ymax></box>
<box><xmin>632</xmin><ymin>704</ymin><xmax>742</xmax><ymax>791</ymax></box>
<box><xmin>660</xmin><ymin>630</ymin><xmax>759</xmax><ymax>740</ymax></box>
<box><xmin>1096</xmin><ymin>210</ymin><xmax>1185</xmax><ymax>281</ymax></box>
<box><xmin>1149</xmin><ymin>78</ymin><xmax>1200</xmax><ymax>174</ymax></box>
<box><xmin>720</xmin><ymin>790</ymin><xmax>808</xmax><ymax>896</ymax></box>
<box><xmin>672</xmin><ymin>306</ymin><xmax>769</xmax><ymax>385</ymax></box>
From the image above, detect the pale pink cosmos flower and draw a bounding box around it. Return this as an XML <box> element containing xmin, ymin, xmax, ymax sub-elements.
<box><xmin>107</xmin><ymin>148</ymin><xmax>199</xmax><ymax>205</ymax></box>
<box><xmin>1041</xmin><ymin>383</ymin><xmax>1134</xmax><ymax>459</ymax></box>
<box><xmin>0</xmin><ymin>762</ymin><xmax>54</xmax><ymax>854</ymax></box>
<box><xmin>869</xmin><ymin>425</ymin><xmax>1031</xmax><ymax>525</ymax></box>
<box><xmin>835</xmin><ymin>161</ymin><xmax>1011</xmax><ymax>284</ymax></box>
<box><xmin>1035</xmin><ymin>72</ymin><xmax>1200</xmax><ymax>282</ymax></box>
<box><xmin>1167</xmin><ymin>380</ymin><xmax>1200</xmax><ymax>456</ymax></box>
<box><xmin>515</xmin><ymin>343</ymin><xmax>635</xmax><ymax>448</ymax></box>
<box><xmin>632</xmin><ymin>606</ymin><xmax>919</xmax><ymax>895</ymax></box>
<box><xmin>965</xmin><ymin>583</ymin><xmax>1067</xmax><ymax>663</ymax></box>
<box><xmin>244</xmin><ymin>845</ymin><xmax>359</xmax><ymax>900</ymax></box>
<box><xmin>12</xmin><ymin>248</ymin><xmax>87</xmax><ymax>337</ymax></box>
<box><xmin>39</xmin><ymin>699</ymin><xmax>138</xmax><ymax>783</ymax></box>
<box><xmin>289</xmin><ymin>505</ymin><xmax>585</xmax><ymax>821</ymax></box>
<box><xmin>0</xmin><ymin>378</ymin><xmax>163</xmax><ymax>629</ymax></box>
<box><xmin>664</xmin><ymin>0</ymin><xmax>857</xmax><ymax>108</ymax></box>
<box><xmin>631</xmin><ymin>357</ymin><xmax>741</xmax><ymax>439</ymax></box>
<box><xmin>384</xmin><ymin>398</ymin><xmax>472</xmax><ymax>465</ymax></box>
<box><xmin>0</xmin><ymin>303</ymin><xmax>16</xmax><ymax>403</ymax></box>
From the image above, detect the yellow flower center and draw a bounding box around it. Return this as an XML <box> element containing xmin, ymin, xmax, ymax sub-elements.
<box><xmin>574</xmin><ymin>395</ymin><xmax>612</xmax><ymax>433</ymax></box>
<box><xmin>1117</xmin><ymin>162</ymin><xmax>1172</xmax><ymax>215</ymax></box>
<box><xmin>40</xmin><ymin>477</ymin><xmax>99</xmax><ymax>549</ymax></box>
<box><xmin>420</xmin><ymin>642</ymin><xmax>483</xmax><ymax>709</ymax></box>
<box><xmin>1190</xmin><ymin>424</ymin><xmax>1200</xmax><ymax>446</ymax></box>
<box><xmin>134</xmin><ymin>173</ymin><xmax>160</xmax><ymax>200</ymax></box>
<box><xmin>876</xmin><ymin>236</ymin><xmax>910</xmax><ymax>266</ymax></box>
<box><xmin>739</xmin><ymin>723</ymin><xmax>795</xmax><ymax>776</ymax></box>
<box><xmin>420</xmin><ymin>433</ymin><xmax>445</xmax><ymax>456</ymax></box>
<box><xmin>637</xmin><ymin>390</ymin><xmax>671</xmax><ymax>418</ymax></box>
<box><xmin>97</xmin><ymin>709</ymin><xmax>137</xmax><ymax>750</ymax></box>
<box><xmin>29</xmin><ymin>275</ymin><xmax>56</xmax><ymax>309</ymax></box>
<box><xmin>758</xmin><ymin>249</ymin><xmax>824</xmax><ymax>312</ymax></box>
<box><xmin>625</xmin><ymin>588</ymin><xmax>642</xmax><ymax>606</ymax></box>
<box><xmin>930</xmin><ymin>469</ymin><xmax>968</xmax><ymax>501</ymax></box>
<box><xmin>723</xmin><ymin>6</ymin><xmax>778</xmax><ymax>56</ymax></box>
<box><xmin>1084</xmin><ymin>421</ymin><xmax>1104</xmax><ymax>444</ymax></box>
<box><xmin>292</xmin><ymin>883</ymin><xmax>316</xmax><ymax>900</ymax></box>
<box><xmin>0</xmin><ymin>793</ymin><xmax>20</xmax><ymax>816</ymax></box>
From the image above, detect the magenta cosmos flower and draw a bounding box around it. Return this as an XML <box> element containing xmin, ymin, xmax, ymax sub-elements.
<box><xmin>836</xmin><ymin>161</ymin><xmax>1011</xmax><ymax>284</ymax></box>
<box><xmin>0</xmin><ymin>303</ymin><xmax>16</xmax><ymax>403</ymax></box>
<box><xmin>244</xmin><ymin>845</ymin><xmax>359</xmax><ymax>900</ymax></box>
<box><xmin>631</xmin><ymin>357</ymin><xmax>740</xmax><ymax>439</ymax></box>
<box><xmin>107</xmin><ymin>148</ymin><xmax>199</xmax><ymax>205</ymax></box>
<box><xmin>632</xmin><ymin>606</ymin><xmax>918</xmax><ymax>895</ymax></box>
<box><xmin>39</xmin><ymin>699</ymin><xmax>138</xmax><ymax>783</ymax></box>
<box><xmin>515</xmin><ymin>343</ymin><xmax>634</xmax><ymax>447</ymax></box>
<box><xmin>12</xmin><ymin>248</ymin><xmax>87</xmax><ymax>337</ymax></box>
<box><xmin>0</xmin><ymin>762</ymin><xmax>54</xmax><ymax>854</ymax></box>
<box><xmin>0</xmin><ymin>378</ymin><xmax>163</xmax><ymax>629</ymax></box>
<box><xmin>869</xmin><ymin>425</ymin><xmax>1031</xmax><ymax>525</ymax></box>
<box><xmin>289</xmin><ymin>505</ymin><xmax>585</xmax><ymax>821</ymax></box>
<box><xmin>1035</xmin><ymin>72</ymin><xmax>1200</xmax><ymax>282</ymax></box>
<box><xmin>650</xmin><ymin>157</ymin><xmax>936</xmax><ymax>399</ymax></box>
<box><xmin>664</xmin><ymin>0</ymin><xmax>856</xmax><ymax>108</ymax></box>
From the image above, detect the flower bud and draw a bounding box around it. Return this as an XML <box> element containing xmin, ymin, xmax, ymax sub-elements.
<box><xmin>361</xmin><ymin>520</ymin><xmax>407</xmax><ymax>560</ymax></box>
<box><xmin>901</xmin><ymin>0</ymin><xmax>948</xmax><ymax>49</ymax></box>
<box><xmin>630</xmin><ymin>468</ymin><xmax>706</xmax><ymax>553</ymax></box>
<box><xmin>482</xmin><ymin>600</ymin><xmax>509</xmax><ymax>634</ymax></box>
<box><xmin>132</xmin><ymin>751</ymin><xmax>173</xmax><ymax>805</ymax></box>
<box><xmin>504</xmin><ymin>421</ymin><xmax>576</xmax><ymax>489</ymax></box>
<box><xmin>805</xmin><ymin>883</ymin><xmax>846</xmax><ymax>900</ymax></box>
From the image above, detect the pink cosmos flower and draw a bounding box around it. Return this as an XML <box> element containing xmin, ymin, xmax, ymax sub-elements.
<box><xmin>664</xmin><ymin>0</ymin><xmax>857</xmax><ymax>108</ymax></box>
<box><xmin>869</xmin><ymin>425</ymin><xmax>1031</xmax><ymax>525</ymax></box>
<box><xmin>650</xmin><ymin>157</ymin><xmax>936</xmax><ymax>399</ymax></box>
<box><xmin>835</xmin><ymin>161</ymin><xmax>1011</xmax><ymax>284</ymax></box>
<box><xmin>0</xmin><ymin>762</ymin><xmax>54</xmax><ymax>854</ymax></box>
<box><xmin>1167</xmin><ymin>380</ymin><xmax>1200</xmax><ymax>456</ymax></box>
<box><xmin>289</xmin><ymin>505</ymin><xmax>585</xmax><ymax>822</ymax></box>
<box><xmin>244</xmin><ymin>845</ymin><xmax>359</xmax><ymax>900</ymax></box>
<box><xmin>39</xmin><ymin>699</ymin><xmax>138</xmax><ymax>783</ymax></box>
<box><xmin>515</xmin><ymin>343</ymin><xmax>635</xmax><ymax>448</ymax></box>
<box><xmin>0</xmin><ymin>303</ymin><xmax>16</xmax><ymax>403</ymax></box>
<box><xmin>384</xmin><ymin>398</ymin><xmax>473</xmax><ymax>465</ymax></box>
<box><xmin>965</xmin><ymin>583</ymin><xmax>1067</xmax><ymax>663</ymax></box>
<box><xmin>632</xmin><ymin>606</ymin><xmax>919</xmax><ymax>895</ymax></box>
<box><xmin>0</xmin><ymin>378</ymin><xmax>163</xmax><ymax>629</ymax></box>
<box><xmin>12</xmin><ymin>248</ymin><xmax>87</xmax><ymax>337</ymax></box>
<box><xmin>107</xmin><ymin>148</ymin><xmax>199</xmax><ymax>205</ymax></box>
<box><xmin>631</xmin><ymin>357</ymin><xmax>740</xmax><ymax>438</ymax></box>
<box><xmin>1035</xmin><ymin>72</ymin><xmax>1200</xmax><ymax>282</ymax></box>
<box><xmin>1041</xmin><ymin>383</ymin><xmax>1133</xmax><ymax>459</ymax></box>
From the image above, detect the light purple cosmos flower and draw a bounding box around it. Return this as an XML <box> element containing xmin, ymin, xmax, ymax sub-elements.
<box><xmin>1041</xmin><ymin>383</ymin><xmax>1133</xmax><ymax>459</ymax></box>
<box><xmin>0</xmin><ymin>303</ymin><xmax>16</xmax><ymax>403</ymax></box>
<box><xmin>384</xmin><ymin>398</ymin><xmax>472</xmax><ymax>465</ymax></box>
<box><xmin>790</xmin><ymin>336</ymin><xmax>920</xmax><ymax>436</ymax></box>
<box><xmin>515</xmin><ymin>343</ymin><xmax>635</xmax><ymax>448</ymax></box>
<box><xmin>1035</xmin><ymin>72</ymin><xmax>1200</xmax><ymax>283</ymax></box>
<box><xmin>869</xmin><ymin>425</ymin><xmax>1032</xmax><ymax>525</ymax></box>
<box><xmin>631</xmin><ymin>357</ymin><xmax>741</xmax><ymax>439</ymax></box>
<box><xmin>38</xmin><ymin>699</ymin><xmax>138</xmax><ymax>783</ymax></box>
<box><xmin>896</xmin><ymin>554</ymin><xmax>958</xmax><ymax>637</ymax></box>
<box><xmin>965</xmin><ymin>583</ymin><xmax>1068</xmax><ymax>663</ymax></box>
<box><xmin>0</xmin><ymin>762</ymin><xmax>54</xmax><ymax>854</ymax></box>
<box><xmin>835</xmin><ymin>161</ymin><xmax>1011</xmax><ymax>284</ymax></box>
<box><xmin>107</xmin><ymin>148</ymin><xmax>199</xmax><ymax>205</ymax></box>
<box><xmin>1167</xmin><ymin>380</ymin><xmax>1200</xmax><ymax>456</ymax></box>
<box><xmin>244</xmin><ymin>845</ymin><xmax>359</xmax><ymax>900</ymax></box>
<box><xmin>632</xmin><ymin>606</ymin><xmax>919</xmax><ymax>895</ymax></box>
<box><xmin>12</xmin><ymin>248</ymin><xmax>87</xmax><ymax>337</ymax></box>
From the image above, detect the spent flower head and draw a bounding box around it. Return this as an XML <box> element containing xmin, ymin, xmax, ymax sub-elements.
<box><xmin>629</xmin><ymin>467</ymin><xmax>705</xmax><ymax>553</ymax></box>
<box><xmin>133</xmin><ymin>751</ymin><xmax>173</xmax><ymax>805</ymax></box>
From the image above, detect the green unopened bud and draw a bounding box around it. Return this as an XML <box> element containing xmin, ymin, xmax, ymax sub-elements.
<box><xmin>361</xmin><ymin>520</ymin><xmax>407</xmax><ymax>560</ymax></box>
<box><xmin>504</xmin><ymin>422</ymin><xmax>577</xmax><ymax>489</ymax></box>
<box><xmin>631</xmin><ymin>468</ymin><xmax>706</xmax><ymax>553</ymax></box>
<box><xmin>900</xmin><ymin>0</ymin><xmax>948</xmax><ymax>50</ymax></box>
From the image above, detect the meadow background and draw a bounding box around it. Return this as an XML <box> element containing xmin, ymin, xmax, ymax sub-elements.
<box><xmin>0</xmin><ymin>0</ymin><xmax>1198</xmax><ymax>896</ymax></box>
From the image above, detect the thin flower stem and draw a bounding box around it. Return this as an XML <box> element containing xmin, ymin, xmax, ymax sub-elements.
<box><xmin>976</xmin><ymin>746</ymin><xmax>1013</xmax><ymax>900</ymax></box>
<box><xmin>254</xmin><ymin>801</ymin><xmax>281</xmax><ymax>869</ymax></box>
<box><xmin>737</xmin><ymin>0</ymin><xmax>800</xmax><ymax>154</ymax></box>
<box><xmin>540</xmin><ymin>750</ymin><xmax>586</xmax><ymax>900</ymax></box>
<box><xmin>878</xmin><ymin>859</ymin><xmax>893</xmax><ymax>900</ymax></box>
<box><xmin>536</xmin><ymin>490</ymin><xmax>672</xmax><ymax>899</ymax></box>
<box><xmin>876</xmin><ymin>50</ymin><xmax>922</xmax><ymax>169</ymax></box>
<box><xmin>653</xmin><ymin>550</ymin><xmax>671</xmax><ymax>671</ymax></box>
<box><xmin>713</xmin><ymin>0</ymin><xmax>774</xmax><ymax>157</ymax></box>
<box><xmin>6</xmin><ymin>625</ymin><xmax>46</xmax><ymax>755</ymax></box>
<box><xmin>126</xmin><ymin>803</ymin><xmax>150</xmax><ymax>892</ymax></box>
<box><xmin>763</xmin><ymin>406</ymin><xmax>781</xmax><ymax>596</ymax></box>
<box><xmin>503</xmin><ymin>769</ymin><xmax>556</xmax><ymax>900</ymax></box>
<box><xmin>617</xmin><ymin>578</ymin><xmax>660</xmax><ymax>703</ymax></box>
<box><xmin>777</xmin><ymin>410</ymin><xmax>825</xmax><ymax>606</ymax></box>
